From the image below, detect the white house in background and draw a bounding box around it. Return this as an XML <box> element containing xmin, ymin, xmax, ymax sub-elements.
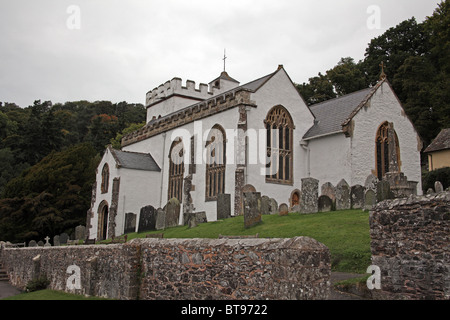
<box><xmin>87</xmin><ymin>65</ymin><xmax>423</xmax><ymax>240</ymax></box>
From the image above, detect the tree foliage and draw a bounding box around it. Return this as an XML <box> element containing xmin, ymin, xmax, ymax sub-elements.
<box><xmin>0</xmin><ymin>100</ymin><xmax>145</xmax><ymax>242</ymax></box>
<box><xmin>296</xmin><ymin>1</ymin><xmax>450</xmax><ymax>148</ymax></box>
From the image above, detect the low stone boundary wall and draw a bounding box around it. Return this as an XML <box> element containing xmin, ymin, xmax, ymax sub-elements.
<box><xmin>0</xmin><ymin>237</ymin><xmax>330</xmax><ymax>300</ymax></box>
<box><xmin>370</xmin><ymin>192</ymin><xmax>450</xmax><ymax>300</ymax></box>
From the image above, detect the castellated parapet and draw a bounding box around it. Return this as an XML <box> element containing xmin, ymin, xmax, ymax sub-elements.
<box><xmin>146</xmin><ymin>78</ymin><xmax>213</xmax><ymax>107</ymax></box>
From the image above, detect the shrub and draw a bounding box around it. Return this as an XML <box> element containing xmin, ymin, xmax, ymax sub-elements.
<box><xmin>26</xmin><ymin>276</ymin><xmax>50</xmax><ymax>292</ymax></box>
<box><xmin>422</xmin><ymin>167</ymin><xmax>450</xmax><ymax>192</ymax></box>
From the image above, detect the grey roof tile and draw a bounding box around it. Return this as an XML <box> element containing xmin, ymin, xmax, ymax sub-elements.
<box><xmin>303</xmin><ymin>87</ymin><xmax>374</xmax><ymax>139</ymax></box>
<box><xmin>110</xmin><ymin>148</ymin><xmax>161</xmax><ymax>172</ymax></box>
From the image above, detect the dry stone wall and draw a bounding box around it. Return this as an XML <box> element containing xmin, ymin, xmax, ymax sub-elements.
<box><xmin>1</xmin><ymin>237</ymin><xmax>331</xmax><ymax>300</ymax></box>
<box><xmin>370</xmin><ymin>191</ymin><xmax>450</xmax><ymax>300</ymax></box>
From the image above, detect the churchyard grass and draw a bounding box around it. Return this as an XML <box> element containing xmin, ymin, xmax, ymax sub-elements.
<box><xmin>128</xmin><ymin>209</ymin><xmax>371</xmax><ymax>274</ymax></box>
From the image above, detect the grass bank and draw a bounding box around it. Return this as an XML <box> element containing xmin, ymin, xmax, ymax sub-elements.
<box><xmin>128</xmin><ymin>209</ymin><xmax>371</xmax><ymax>274</ymax></box>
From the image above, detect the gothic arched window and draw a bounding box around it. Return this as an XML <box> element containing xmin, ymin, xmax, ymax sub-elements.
<box><xmin>101</xmin><ymin>163</ymin><xmax>109</xmax><ymax>194</ymax></box>
<box><xmin>376</xmin><ymin>122</ymin><xmax>401</xmax><ymax>180</ymax></box>
<box><xmin>168</xmin><ymin>138</ymin><xmax>184</xmax><ymax>202</ymax></box>
<box><xmin>265</xmin><ymin>106</ymin><xmax>294</xmax><ymax>185</ymax></box>
<box><xmin>205</xmin><ymin>125</ymin><xmax>226</xmax><ymax>201</ymax></box>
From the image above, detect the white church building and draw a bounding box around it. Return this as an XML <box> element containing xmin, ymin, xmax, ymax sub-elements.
<box><xmin>87</xmin><ymin>65</ymin><xmax>423</xmax><ymax>240</ymax></box>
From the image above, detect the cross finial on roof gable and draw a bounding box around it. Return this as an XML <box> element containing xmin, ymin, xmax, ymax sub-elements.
<box><xmin>379</xmin><ymin>61</ymin><xmax>387</xmax><ymax>80</ymax></box>
<box><xmin>223</xmin><ymin>49</ymin><xmax>227</xmax><ymax>72</ymax></box>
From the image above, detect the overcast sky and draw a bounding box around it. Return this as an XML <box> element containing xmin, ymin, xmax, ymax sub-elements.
<box><xmin>0</xmin><ymin>0</ymin><xmax>440</xmax><ymax>108</ymax></box>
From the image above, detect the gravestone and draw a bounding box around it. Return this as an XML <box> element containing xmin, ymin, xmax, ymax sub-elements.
<box><xmin>217</xmin><ymin>194</ymin><xmax>231</xmax><ymax>220</ymax></box>
<box><xmin>28</xmin><ymin>240</ymin><xmax>37</xmax><ymax>247</ymax></box>
<box><xmin>321</xmin><ymin>182</ymin><xmax>336</xmax><ymax>203</ymax></box>
<box><xmin>59</xmin><ymin>233</ymin><xmax>69</xmax><ymax>245</ymax></box>
<box><xmin>75</xmin><ymin>225</ymin><xmax>86</xmax><ymax>240</ymax></box>
<box><xmin>336</xmin><ymin>179</ymin><xmax>351</xmax><ymax>210</ymax></box>
<box><xmin>53</xmin><ymin>235</ymin><xmax>60</xmax><ymax>247</ymax></box>
<box><xmin>260</xmin><ymin>196</ymin><xmax>271</xmax><ymax>215</ymax></box>
<box><xmin>364</xmin><ymin>174</ymin><xmax>378</xmax><ymax>193</ymax></box>
<box><xmin>243</xmin><ymin>192</ymin><xmax>262</xmax><ymax>228</ymax></box>
<box><xmin>165</xmin><ymin>198</ymin><xmax>181</xmax><ymax>228</ymax></box>
<box><xmin>269</xmin><ymin>198</ymin><xmax>279</xmax><ymax>215</ymax></box>
<box><xmin>185</xmin><ymin>212</ymin><xmax>207</xmax><ymax>228</ymax></box>
<box><xmin>376</xmin><ymin>180</ymin><xmax>391</xmax><ymax>202</ymax></box>
<box><xmin>124</xmin><ymin>212</ymin><xmax>137</xmax><ymax>234</ymax></box>
<box><xmin>278</xmin><ymin>203</ymin><xmax>289</xmax><ymax>216</ymax></box>
<box><xmin>364</xmin><ymin>189</ymin><xmax>376</xmax><ymax>211</ymax></box>
<box><xmin>301</xmin><ymin>177</ymin><xmax>319</xmax><ymax>214</ymax></box>
<box><xmin>351</xmin><ymin>185</ymin><xmax>365</xmax><ymax>209</ymax></box>
<box><xmin>240</xmin><ymin>184</ymin><xmax>257</xmax><ymax>216</ymax></box>
<box><xmin>426</xmin><ymin>188</ymin><xmax>435</xmax><ymax>195</ymax></box>
<box><xmin>138</xmin><ymin>206</ymin><xmax>157</xmax><ymax>233</ymax></box>
<box><xmin>155</xmin><ymin>208</ymin><xmax>166</xmax><ymax>230</ymax></box>
<box><xmin>435</xmin><ymin>181</ymin><xmax>444</xmax><ymax>193</ymax></box>
<box><xmin>318</xmin><ymin>195</ymin><xmax>333</xmax><ymax>212</ymax></box>
<box><xmin>38</xmin><ymin>241</ymin><xmax>44</xmax><ymax>247</ymax></box>
<box><xmin>44</xmin><ymin>236</ymin><xmax>51</xmax><ymax>247</ymax></box>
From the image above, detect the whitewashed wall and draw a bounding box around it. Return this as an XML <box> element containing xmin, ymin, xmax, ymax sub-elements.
<box><xmin>308</xmin><ymin>133</ymin><xmax>352</xmax><ymax>188</ymax></box>
<box><xmin>350</xmin><ymin>82</ymin><xmax>422</xmax><ymax>193</ymax></box>
<box><xmin>246</xmin><ymin>68</ymin><xmax>314</xmax><ymax>205</ymax></box>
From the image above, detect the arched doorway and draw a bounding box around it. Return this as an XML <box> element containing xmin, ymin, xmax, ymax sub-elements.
<box><xmin>98</xmin><ymin>201</ymin><xmax>109</xmax><ymax>240</ymax></box>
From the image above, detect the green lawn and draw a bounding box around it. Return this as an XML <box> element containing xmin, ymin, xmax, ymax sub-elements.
<box><xmin>128</xmin><ymin>209</ymin><xmax>371</xmax><ymax>273</ymax></box>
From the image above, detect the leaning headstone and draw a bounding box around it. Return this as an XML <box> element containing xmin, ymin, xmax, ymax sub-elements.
<box><xmin>351</xmin><ymin>185</ymin><xmax>365</xmax><ymax>209</ymax></box>
<box><xmin>364</xmin><ymin>189</ymin><xmax>376</xmax><ymax>211</ymax></box>
<box><xmin>124</xmin><ymin>212</ymin><xmax>137</xmax><ymax>234</ymax></box>
<box><xmin>321</xmin><ymin>182</ymin><xmax>336</xmax><ymax>203</ymax></box>
<box><xmin>75</xmin><ymin>225</ymin><xmax>86</xmax><ymax>240</ymax></box>
<box><xmin>165</xmin><ymin>198</ymin><xmax>181</xmax><ymax>228</ymax></box>
<box><xmin>376</xmin><ymin>180</ymin><xmax>391</xmax><ymax>202</ymax></box>
<box><xmin>155</xmin><ymin>208</ymin><xmax>166</xmax><ymax>231</ymax></box>
<box><xmin>53</xmin><ymin>235</ymin><xmax>60</xmax><ymax>247</ymax></box>
<box><xmin>59</xmin><ymin>233</ymin><xmax>69</xmax><ymax>245</ymax></box>
<box><xmin>28</xmin><ymin>240</ymin><xmax>38</xmax><ymax>247</ymax></box>
<box><xmin>243</xmin><ymin>192</ymin><xmax>262</xmax><ymax>228</ymax></box>
<box><xmin>138</xmin><ymin>206</ymin><xmax>157</xmax><ymax>233</ymax></box>
<box><xmin>318</xmin><ymin>195</ymin><xmax>333</xmax><ymax>212</ymax></box>
<box><xmin>301</xmin><ymin>177</ymin><xmax>319</xmax><ymax>214</ymax></box>
<box><xmin>217</xmin><ymin>194</ymin><xmax>231</xmax><ymax>220</ymax></box>
<box><xmin>185</xmin><ymin>212</ymin><xmax>208</xmax><ymax>228</ymax></box>
<box><xmin>434</xmin><ymin>181</ymin><xmax>444</xmax><ymax>193</ymax></box>
<box><xmin>194</xmin><ymin>212</ymin><xmax>207</xmax><ymax>224</ymax></box>
<box><xmin>278</xmin><ymin>203</ymin><xmax>289</xmax><ymax>216</ymax></box>
<box><xmin>336</xmin><ymin>179</ymin><xmax>351</xmax><ymax>210</ymax></box>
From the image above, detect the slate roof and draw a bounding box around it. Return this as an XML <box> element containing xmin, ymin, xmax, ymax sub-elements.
<box><xmin>424</xmin><ymin>128</ymin><xmax>450</xmax><ymax>153</ymax></box>
<box><xmin>110</xmin><ymin>148</ymin><xmax>161</xmax><ymax>172</ymax></box>
<box><xmin>302</xmin><ymin>87</ymin><xmax>376</xmax><ymax>140</ymax></box>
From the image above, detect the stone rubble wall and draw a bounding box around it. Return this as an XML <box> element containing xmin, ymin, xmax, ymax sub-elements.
<box><xmin>0</xmin><ymin>237</ymin><xmax>330</xmax><ymax>300</ymax></box>
<box><xmin>369</xmin><ymin>191</ymin><xmax>450</xmax><ymax>300</ymax></box>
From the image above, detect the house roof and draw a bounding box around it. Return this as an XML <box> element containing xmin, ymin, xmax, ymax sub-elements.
<box><xmin>424</xmin><ymin>128</ymin><xmax>450</xmax><ymax>153</ymax></box>
<box><xmin>302</xmin><ymin>80</ymin><xmax>385</xmax><ymax>140</ymax></box>
<box><xmin>109</xmin><ymin>147</ymin><xmax>161</xmax><ymax>172</ymax></box>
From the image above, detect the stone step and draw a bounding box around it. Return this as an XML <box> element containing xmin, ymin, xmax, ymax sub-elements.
<box><xmin>0</xmin><ymin>263</ymin><xmax>8</xmax><ymax>281</ymax></box>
